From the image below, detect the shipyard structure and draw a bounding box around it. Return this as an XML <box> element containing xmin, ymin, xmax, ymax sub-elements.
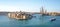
<box><xmin>8</xmin><ymin>11</ymin><xmax>32</xmax><ymax>20</ymax></box>
<box><xmin>40</xmin><ymin>7</ymin><xmax>60</xmax><ymax>16</ymax></box>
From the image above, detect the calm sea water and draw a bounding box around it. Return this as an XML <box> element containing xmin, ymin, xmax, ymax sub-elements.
<box><xmin>0</xmin><ymin>14</ymin><xmax>60</xmax><ymax>27</ymax></box>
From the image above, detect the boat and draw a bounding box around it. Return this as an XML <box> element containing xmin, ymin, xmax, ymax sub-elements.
<box><xmin>50</xmin><ymin>18</ymin><xmax>56</xmax><ymax>22</ymax></box>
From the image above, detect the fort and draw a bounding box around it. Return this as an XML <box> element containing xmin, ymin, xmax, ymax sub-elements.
<box><xmin>8</xmin><ymin>11</ymin><xmax>32</xmax><ymax>20</ymax></box>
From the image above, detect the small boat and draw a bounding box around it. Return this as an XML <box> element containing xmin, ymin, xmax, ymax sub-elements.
<box><xmin>50</xmin><ymin>18</ymin><xmax>56</xmax><ymax>22</ymax></box>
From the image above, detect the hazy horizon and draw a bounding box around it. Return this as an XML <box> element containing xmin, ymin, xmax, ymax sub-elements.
<box><xmin>0</xmin><ymin>0</ymin><xmax>60</xmax><ymax>12</ymax></box>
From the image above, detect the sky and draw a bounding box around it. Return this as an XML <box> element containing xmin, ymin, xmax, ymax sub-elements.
<box><xmin>0</xmin><ymin>0</ymin><xmax>60</xmax><ymax>12</ymax></box>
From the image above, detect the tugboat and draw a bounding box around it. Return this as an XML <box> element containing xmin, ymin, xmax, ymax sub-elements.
<box><xmin>50</xmin><ymin>18</ymin><xmax>56</xmax><ymax>22</ymax></box>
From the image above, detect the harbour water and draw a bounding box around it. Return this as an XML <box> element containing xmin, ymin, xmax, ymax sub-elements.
<box><xmin>0</xmin><ymin>14</ymin><xmax>60</xmax><ymax>27</ymax></box>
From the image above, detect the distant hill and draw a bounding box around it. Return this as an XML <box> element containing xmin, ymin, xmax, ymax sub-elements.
<box><xmin>0</xmin><ymin>12</ymin><xmax>9</xmax><ymax>16</ymax></box>
<box><xmin>0</xmin><ymin>12</ymin><xmax>40</xmax><ymax>16</ymax></box>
